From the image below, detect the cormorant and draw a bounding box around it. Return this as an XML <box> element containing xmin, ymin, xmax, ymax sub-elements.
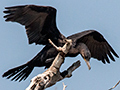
<box><xmin>2</xmin><ymin>5</ymin><xmax>119</xmax><ymax>82</ymax></box>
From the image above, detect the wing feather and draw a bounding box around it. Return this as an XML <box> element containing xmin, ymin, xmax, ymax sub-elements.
<box><xmin>68</xmin><ymin>30</ymin><xmax>119</xmax><ymax>63</ymax></box>
<box><xmin>4</xmin><ymin>5</ymin><xmax>63</xmax><ymax>45</ymax></box>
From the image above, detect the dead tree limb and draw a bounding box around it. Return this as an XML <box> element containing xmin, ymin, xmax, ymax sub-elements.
<box><xmin>109</xmin><ymin>80</ymin><xmax>120</xmax><ymax>90</ymax></box>
<box><xmin>26</xmin><ymin>39</ymin><xmax>80</xmax><ymax>90</ymax></box>
<box><xmin>62</xmin><ymin>82</ymin><xmax>67</xmax><ymax>90</ymax></box>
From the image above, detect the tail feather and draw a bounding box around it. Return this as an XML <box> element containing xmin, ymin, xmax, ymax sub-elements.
<box><xmin>12</xmin><ymin>66</ymin><xmax>33</xmax><ymax>82</ymax></box>
<box><xmin>2</xmin><ymin>63</ymin><xmax>34</xmax><ymax>82</ymax></box>
<box><xmin>20</xmin><ymin>67</ymin><xmax>34</xmax><ymax>81</ymax></box>
<box><xmin>3</xmin><ymin>64</ymin><xmax>26</xmax><ymax>78</ymax></box>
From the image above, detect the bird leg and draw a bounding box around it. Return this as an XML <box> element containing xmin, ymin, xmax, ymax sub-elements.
<box><xmin>26</xmin><ymin>39</ymin><xmax>80</xmax><ymax>90</ymax></box>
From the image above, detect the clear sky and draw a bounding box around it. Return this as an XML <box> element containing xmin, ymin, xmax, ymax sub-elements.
<box><xmin>0</xmin><ymin>0</ymin><xmax>120</xmax><ymax>90</ymax></box>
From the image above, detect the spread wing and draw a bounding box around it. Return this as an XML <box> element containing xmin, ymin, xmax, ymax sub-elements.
<box><xmin>4</xmin><ymin>5</ymin><xmax>62</xmax><ymax>45</ymax></box>
<box><xmin>67</xmin><ymin>30</ymin><xmax>119</xmax><ymax>64</ymax></box>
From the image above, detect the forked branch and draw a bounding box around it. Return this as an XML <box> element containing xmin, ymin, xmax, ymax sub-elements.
<box><xmin>63</xmin><ymin>83</ymin><xmax>67</xmax><ymax>90</ymax></box>
<box><xmin>26</xmin><ymin>39</ymin><xmax>80</xmax><ymax>90</ymax></box>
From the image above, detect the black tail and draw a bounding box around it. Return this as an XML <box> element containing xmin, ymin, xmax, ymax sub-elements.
<box><xmin>2</xmin><ymin>62</ymin><xmax>34</xmax><ymax>82</ymax></box>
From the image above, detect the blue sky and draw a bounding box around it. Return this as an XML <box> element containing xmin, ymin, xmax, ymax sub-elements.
<box><xmin>0</xmin><ymin>0</ymin><xmax>120</xmax><ymax>90</ymax></box>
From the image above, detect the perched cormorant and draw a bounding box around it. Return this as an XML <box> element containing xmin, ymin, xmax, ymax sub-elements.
<box><xmin>2</xmin><ymin>5</ymin><xmax>119</xmax><ymax>82</ymax></box>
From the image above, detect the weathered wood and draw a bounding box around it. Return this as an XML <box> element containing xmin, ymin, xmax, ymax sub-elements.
<box><xmin>109</xmin><ymin>80</ymin><xmax>120</xmax><ymax>90</ymax></box>
<box><xmin>26</xmin><ymin>39</ymin><xmax>80</xmax><ymax>90</ymax></box>
<box><xmin>62</xmin><ymin>83</ymin><xmax>67</xmax><ymax>90</ymax></box>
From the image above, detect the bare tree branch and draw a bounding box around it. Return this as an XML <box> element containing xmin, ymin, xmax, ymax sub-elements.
<box><xmin>26</xmin><ymin>39</ymin><xmax>80</xmax><ymax>90</ymax></box>
<box><xmin>109</xmin><ymin>80</ymin><xmax>120</xmax><ymax>90</ymax></box>
<box><xmin>62</xmin><ymin>82</ymin><xmax>67</xmax><ymax>90</ymax></box>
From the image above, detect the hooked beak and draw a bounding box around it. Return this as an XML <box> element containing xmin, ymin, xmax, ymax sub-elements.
<box><xmin>84</xmin><ymin>59</ymin><xmax>91</xmax><ymax>70</ymax></box>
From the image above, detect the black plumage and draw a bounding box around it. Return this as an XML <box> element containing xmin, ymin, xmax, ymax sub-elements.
<box><xmin>4</xmin><ymin>5</ymin><xmax>65</xmax><ymax>45</ymax></box>
<box><xmin>2</xmin><ymin>5</ymin><xmax>119</xmax><ymax>82</ymax></box>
